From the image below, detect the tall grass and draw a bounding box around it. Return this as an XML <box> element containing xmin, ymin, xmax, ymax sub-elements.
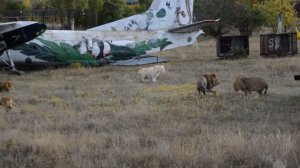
<box><xmin>0</xmin><ymin>36</ymin><xmax>299</xmax><ymax>167</ymax></box>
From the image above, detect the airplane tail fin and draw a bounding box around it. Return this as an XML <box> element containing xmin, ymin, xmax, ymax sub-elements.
<box><xmin>88</xmin><ymin>0</ymin><xmax>194</xmax><ymax>31</ymax></box>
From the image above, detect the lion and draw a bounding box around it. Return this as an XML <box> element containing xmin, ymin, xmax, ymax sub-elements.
<box><xmin>138</xmin><ymin>65</ymin><xmax>165</xmax><ymax>82</ymax></box>
<box><xmin>197</xmin><ymin>73</ymin><xmax>219</xmax><ymax>96</ymax></box>
<box><xmin>233</xmin><ymin>76</ymin><xmax>268</xmax><ymax>96</ymax></box>
<box><xmin>0</xmin><ymin>81</ymin><xmax>13</xmax><ymax>92</ymax></box>
<box><xmin>0</xmin><ymin>97</ymin><xmax>13</xmax><ymax>109</ymax></box>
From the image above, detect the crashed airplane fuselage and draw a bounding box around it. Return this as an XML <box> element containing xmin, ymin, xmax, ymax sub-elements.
<box><xmin>0</xmin><ymin>0</ymin><xmax>218</xmax><ymax>68</ymax></box>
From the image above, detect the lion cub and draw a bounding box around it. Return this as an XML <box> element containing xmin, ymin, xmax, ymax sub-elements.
<box><xmin>197</xmin><ymin>74</ymin><xmax>219</xmax><ymax>96</ymax></box>
<box><xmin>0</xmin><ymin>81</ymin><xmax>13</xmax><ymax>92</ymax></box>
<box><xmin>0</xmin><ymin>97</ymin><xmax>14</xmax><ymax>109</ymax></box>
<box><xmin>233</xmin><ymin>76</ymin><xmax>268</xmax><ymax>96</ymax></box>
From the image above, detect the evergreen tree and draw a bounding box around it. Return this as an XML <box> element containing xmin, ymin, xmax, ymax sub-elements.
<box><xmin>195</xmin><ymin>0</ymin><xmax>236</xmax><ymax>37</ymax></box>
<box><xmin>99</xmin><ymin>0</ymin><xmax>126</xmax><ymax>24</ymax></box>
<box><xmin>233</xmin><ymin>0</ymin><xmax>264</xmax><ymax>35</ymax></box>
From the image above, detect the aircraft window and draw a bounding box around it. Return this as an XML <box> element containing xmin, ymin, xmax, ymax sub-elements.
<box><xmin>4</xmin><ymin>27</ymin><xmax>37</xmax><ymax>48</ymax></box>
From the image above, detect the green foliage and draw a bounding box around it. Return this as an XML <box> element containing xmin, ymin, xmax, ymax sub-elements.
<box><xmin>123</xmin><ymin>5</ymin><xmax>137</xmax><ymax>18</ymax></box>
<box><xmin>257</xmin><ymin>0</ymin><xmax>297</xmax><ymax>32</ymax></box>
<box><xmin>88</xmin><ymin>0</ymin><xmax>103</xmax><ymax>11</ymax></box>
<box><xmin>233</xmin><ymin>0</ymin><xmax>264</xmax><ymax>35</ymax></box>
<box><xmin>195</xmin><ymin>0</ymin><xmax>236</xmax><ymax>37</ymax></box>
<box><xmin>195</xmin><ymin>0</ymin><xmax>296</xmax><ymax>36</ymax></box>
<box><xmin>196</xmin><ymin>0</ymin><xmax>265</xmax><ymax>36</ymax></box>
<box><xmin>193</xmin><ymin>0</ymin><xmax>202</xmax><ymax>20</ymax></box>
<box><xmin>99</xmin><ymin>0</ymin><xmax>126</xmax><ymax>24</ymax></box>
<box><xmin>88</xmin><ymin>0</ymin><xmax>103</xmax><ymax>26</ymax></box>
<box><xmin>0</xmin><ymin>0</ymin><xmax>6</xmax><ymax>10</ymax></box>
<box><xmin>47</xmin><ymin>0</ymin><xmax>90</xmax><ymax>9</ymax></box>
<box><xmin>31</xmin><ymin>0</ymin><xmax>50</xmax><ymax>9</ymax></box>
<box><xmin>5</xmin><ymin>1</ymin><xmax>27</xmax><ymax>10</ymax></box>
<box><xmin>138</xmin><ymin>0</ymin><xmax>152</xmax><ymax>11</ymax></box>
<box><xmin>42</xmin><ymin>0</ymin><xmax>104</xmax><ymax>29</ymax></box>
<box><xmin>47</xmin><ymin>0</ymin><xmax>65</xmax><ymax>9</ymax></box>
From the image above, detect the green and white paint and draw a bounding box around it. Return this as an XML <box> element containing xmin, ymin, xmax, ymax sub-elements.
<box><xmin>89</xmin><ymin>0</ymin><xmax>194</xmax><ymax>31</ymax></box>
<box><xmin>6</xmin><ymin>27</ymin><xmax>201</xmax><ymax>66</ymax></box>
<box><xmin>0</xmin><ymin>0</ymin><xmax>214</xmax><ymax>67</ymax></box>
<box><xmin>13</xmin><ymin>36</ymin><xmax>173</xmax><ymax>66</ymax></box>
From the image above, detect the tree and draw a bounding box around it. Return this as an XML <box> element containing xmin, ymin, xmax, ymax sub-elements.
<box><xmin>123</xmin><ymin>5</ymin><xmax>138</xmax><ymax>18</ymax></box>
<box><xmin>99</xmin><ymin>0</ymin><xmax>126</xmax><ymax>24</ymax></box>
<box><xmin>0</xmin><ymin>0</ymin><xmax>6</xmax><ymax>10</ymax></box>
<box><xmin>294</xmin><ymin>2</ymin><xmax>300</xmax><ymax>17</ymax></box>
<box><xmin>48</xmin><ymin>0</ymin><xmax>65</xmax><ymax>9</ymax></box>
<box><xmin>5</xmin><ymin>1</ymin><xmax>27</xmax><ymax>10</ymax></box>
<box><xmin>138</xmin><ymin>0</ymin><xmax>152</xmax><ymax>11</ymax></box>
<box><xmin>46</xmin><ymin>0</ymin><xmax>90</xmax><ymax>28</ymax></box>
<box><xmin>88</xmin><ymin>0</ymin><xmax>103</xmax><ymax>25</ymax></box>
<box><xmin>233</xmin><ymin>0</ymin><xmax>264</xmax><ymax>35</ymax></box>
<box><xmin>195</xmin><ymin>0</ymin><xmax>236</xmax><ymax>37</ymax></box>
<box><xmin>48</xmin><ymin>0</ymin><xmax>88</xmax><ymax>9</ymax></box>
<box><xmin>23</xmin><ymin>0</ymin><xmax>30</xmax><ymax>8</ymax></box>
<box><xmin>193</xmin><ymin>0</ymin><xmax>201</xmax><ymax>21</ymax></box>
<box><xmin>257</xmin><ymin>0</ymin><xmax>297</xmax><ymax>32</ymax></box>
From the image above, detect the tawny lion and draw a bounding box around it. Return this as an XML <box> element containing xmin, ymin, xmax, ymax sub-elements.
<box><xmin>0</xmin><ymin>81</ymin><xmax>13</xmax><ymax>92</ymax></box>
<box><xmin>197</xmin><ymin>73</ymin><xmax>220</xmax><ymax>96</ymax></box>
<box><xmin>233</xmin><ymin>76</ymin><xmax>268</xmax><ymax>96</ymax></box>
<box><xmin>0</xmin><ymin>97</ymin><xmax>14</xmax><ymax>109</ymax></box>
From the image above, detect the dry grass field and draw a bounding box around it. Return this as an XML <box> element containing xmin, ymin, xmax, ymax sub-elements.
<box><xmin>0</xmin><ymin>36</ymin><xmax>300</xmax><ymax>167</ymax></box>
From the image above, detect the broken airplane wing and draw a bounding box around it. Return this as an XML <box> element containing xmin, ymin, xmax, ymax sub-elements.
<box><xmin>168</xmin><ymin>19</ymin><xmax>220</xmax><ymax>33</ymax></box>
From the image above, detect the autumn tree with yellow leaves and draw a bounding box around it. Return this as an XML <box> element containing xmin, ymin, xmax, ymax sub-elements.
<box><xmin>257</xmin><ymin>0</ymin><xmax>297</xmax><ymax>32</ymax></box>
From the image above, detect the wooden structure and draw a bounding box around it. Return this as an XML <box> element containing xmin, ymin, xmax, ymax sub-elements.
<box><xmin>260</xmin><ymin>33</ymin><xmax>297</xmax><ymax>56</ymax></box>
<box><xmin>217</xmin><ymin>35</ymin><xmax>249</xmax><ymax>58</ymax></box>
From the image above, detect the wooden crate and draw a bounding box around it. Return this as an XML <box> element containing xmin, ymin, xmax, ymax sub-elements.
<box><xmin>260</xmin><ymin>33</ymin><xmax>297</xmax><ymax>56</ymax></box>
<box><xmin>217</xmin><ymin>35</ymin><xmax>249</xmax><ymax>58</ymax></box>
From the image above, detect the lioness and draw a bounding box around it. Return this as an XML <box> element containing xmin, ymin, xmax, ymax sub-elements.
<box><xmin>197</xmin><ymin>74</ymin><xmax>219</xmax><ymax>96</ymax></box>
<box><xmin>0</xmin><ymin>97</ymin><xmax>13</xmax><ymax>109</ymax></box>
<box><xmin>233</xmin><ymin>76</ymin><xmax>268</xmax><ymax>96</ymax></box>
<box><xmin>0</xmin><ymin>81</ymin><xmax>13</xmax><ymax>92</ymax></box>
